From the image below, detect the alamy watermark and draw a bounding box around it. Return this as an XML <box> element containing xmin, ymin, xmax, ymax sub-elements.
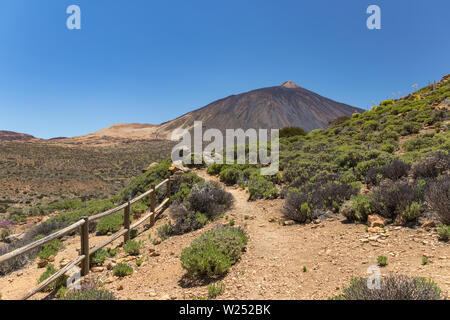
<box><xmin>66</xmin><ymin>5</ymin><xmax>81</xmax><ymax>30</ymax></box>
<box><xmin>171</xmin><ymin>121</ymin><xmax>279</xmax><ymax>176</ymax></box>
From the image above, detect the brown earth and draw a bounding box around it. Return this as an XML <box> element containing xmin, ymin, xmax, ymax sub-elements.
<box><xmin>0</xmin><ymin>169</ymin><xmax>448</xmax><ymax>300</ymax></box>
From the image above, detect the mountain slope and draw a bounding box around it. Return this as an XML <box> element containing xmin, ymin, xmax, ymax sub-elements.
<box><xmin>155</xmin><ymin>81</ymin><xmax>362</xmax><ymax>136</ymax></box>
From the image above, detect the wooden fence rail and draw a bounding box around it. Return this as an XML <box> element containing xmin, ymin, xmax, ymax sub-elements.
<box><xmin>0</xmin><ymin>177</ymin><xmax>172</xmax><ymax>300</ymax></box>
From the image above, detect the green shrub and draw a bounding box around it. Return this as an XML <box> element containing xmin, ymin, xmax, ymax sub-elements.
<box><xmin>157</xmin><ymin>222</ymin><xmax>174</xmax><ymax>240</ymax></box>
<box><xmin>61</xmin><ymin>289</ymin><xmax>116</xmax><ymax>300</ymax></box>
<box><xmin>335</xmin><ymin>275</ymin><xmax>441</xmax><ymax>300</ymax></box>
<box><xmin>248</xmin><ymin>176</ymin><xmax>278</xmax><ymax>200</ymax></box>
<box><xmin>90</xmin><ymin>249</ymin><xmax>109</xmax><ymax>267</ymax></box>
<box><xmin>377</xmin><ymin>256</ymin><xmax>388</xmax><ymax>267</ymax></box>
<box><xmin>401</xmin><ymin>201</ymin><xmax>422</xmax><ymax>222</ymax></box>
<box><xmin>279</xmin><ymin>127</ymin><xmax>307</xmax><ymax>138</ymax></box>
<box><xmin>422</xmin><ymin>257</ymin><xmax>428</xmax><ymax>265</ymax></box>
<box><xmin>181</xmin><ymin>227</ymin><xmax>247</xmax><ymax>277</ymax></box>
<box><xmin>38</xmin><ymin>264</ymin><xmax>67</xmax><ymax>291</ymax></box>
<box><xmin>170</xmin><ymin>172</ymin><xmax>205</xmax><ymax>202</ymax></box>
<box><xmin>437</xmin><ymin>224</ymin><xmax>450</xmax><ymax>240</ymax></box>
<box><xmin>219</xmin><ymin>167</ymin><xmax>240</xmax><ymax>185</ymax></box>
<box><xmin>207</xmin><ymin>163</ymin><xmax>224</xmax><ymax>175</ymax></box>
<box><xmin>341</xmin><ymin>194</ymin><xmax>373</xmax><ymax>222</ymax></box>
<box><xmin>380</xmin><ymin>99</ymin><xmax>394</xmax><ymax>106</ymax></box>
<box><xmin>96</xmin><ymin>211</ymin><xmax>123</xmax><ymax>235</ymax></box>
<box><xmin>113</xmin><ymin>263</ymin><xmax>133</xmax><ymax>277</ymax></box>
<box><xmin>124</xmin><ymin>240</ymin><xmax>141</xmax><ymax>256</ymax></box>
<box><xmin>38</xmin><ymin>239</ymin><xmax>63</xmax><ymax>260</ymax></box>
<box><xmin>208</xmin><ymin>281</ymin><xmax>226</xmax><ymax>299</ymax></box>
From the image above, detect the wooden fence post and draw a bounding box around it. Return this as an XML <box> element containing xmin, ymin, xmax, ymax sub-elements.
<box><xmin>80</xmin><ymin>217</ymin><xmax>90</xmax><ymax>276</ymax></box>
<box><xmin>149</xmin><ymin>185</ymin><xmax>156</xmax><ymax>227</ymax></box>
<box><xmin>166</xmin><ymin>178</ymin><xmax>171</xmax><ymax>205</ymax></box>
<box><xmin>123</xmin><ymin>201</ymin><xmax>131</xmax><ymax>243</ymax></box>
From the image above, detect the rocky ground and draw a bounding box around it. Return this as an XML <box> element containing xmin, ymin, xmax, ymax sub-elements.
<box><xmin>0</xmin><ymin>169</ymin><xmax>449</xmax><ymax>300</ymax></box>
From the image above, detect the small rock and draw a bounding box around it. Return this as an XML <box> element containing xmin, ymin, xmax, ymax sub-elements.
<box><xmin>117</xmin><ymin>284</ymin><xmax>123</xmax><ymax>291</ymax></box>
<box><xmin>91</xmin><ymin>266</ymin><xmax>105</xmax><ymax>273</ymax></box>
<box><xmin>367</xmin><ymin>215</ymin><xmax>386</xmax><ymax>228</ymax></box>
<box><xmin>106</xmin><ymin>262</ymin><xmax>116</xmax><ymax>270</ymax></box>
<box><xmin>47</xmin><ymin>255</ymin><xmax>55</xmax><ymax>262</ymax></box>
<box><xmin>150</xmin><ymin>251</ymin><xmax>160</xmax><ymax>257</ymax></box>
<box><xmin>161</xmin><ymin>294</ymin><xmax>170</xmax><ymax>300</ymax></box>
<box><xmin>37</xmin><ymin>259</ymin><xmax>48</xmax><ymax>268</ymax></box>
<box><xmin>59</xmin><ymin>258</ymin><xmax>69</xmax><ymax>268</ymax></box>
<box><xmin>422</xmin><ymin>220</ymin><xmax>435</xmax><ymax>230</ymax></box>
<box><xmin>368</xmin><ymin>227</ymin><xmax>384</xmax><ymax>234</ymax></box>
<box><xmin>313</xmin><ymin>219</ymin><xmax>321</xmax><ymax>225</ymax></box>
<box><xmin>283</xmin><ymin>220</ymin><xmax>295</xmax><ymax>226</ymax></box>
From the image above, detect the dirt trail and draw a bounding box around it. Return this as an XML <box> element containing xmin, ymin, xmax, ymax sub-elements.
<box><xmin>1</xmin><ymin>169</ymin><xmax>449</xmax><ymax>300</ymax></box>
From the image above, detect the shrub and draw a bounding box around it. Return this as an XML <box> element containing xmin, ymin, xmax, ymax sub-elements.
<box><xmin>38</xmin><ymin>264</ymin><xmax>67</xmax><ymax>291</ymax></box>
<box><xmin>113</xmin><ymin>263</ymin><xmax>133</xmax><ymax>277</ymax></box>
<box><xmin>186</xmin><ymin>182</ymin><xmax>233</xmax><ymax>219</ymax></box>
<box><xmin>170</xmin><ymin>172</ymin><xmax>204</xmax><ymax>202</ymax></box>
<box><xmin>422</xmin><ymin>257</ymin><xmax>428</xmax><ymax>265</ymax></box>
<box><xmin>248</xmin><ymin>176</ymin><xmax>278</xmax><ymax>200</ymax></box>
<box><xmin>401</xmin><ymin>201</ymin><xmax>422</xmax><ymax>222</ymax></box>
<box><xmin>380</xmin><ymin>99</ymin><xmax>394</xmax><ymax>106</ymax></box>
<box><xmin>208</xmin><ymin>281</ymin><xmax>226</xmax><ymax>299</ymax></box>
<box><xmin>283</xmin><ymin>190</ymin><xmax>309</xmax><ymax>223</ymax></box>
<box><xmin>426</xmin><ymin>175</ymin><xmax>450</xmax><ymax>224</ymax></box>
<box><xmin>380</xmin><ymin>160</ymin><xmax>411</xmax><ymax>181</ymax></box>
<box><xmin>341</xmin><ymin>194</ymin><xmax>373</xmax><ymax>222</ymax></box>
<box><xmin>38</xmin><ymin>239</ymin><xmax>63</xmax><ymax>260</ymax></box>
<box><xmin>412</xmin><ymin>152</ymin><xmax>450</xmax><ymax>178</ymax></box>
<box><xmin>377</xmin><ymin>256</ymin><xmax>388</xmax><ymax>267</ymax></box>
<box><xmin>207</xmin><ymin>163</ymin><xmax>224</xmax><ymax>175</ymax></box>
<box><xmin>279</xmin><ymin>127</ymin><xmax>307</xmax><ymax>138</ymax></box>
<box><xmin>219</xmin><ymin>167</ymin><xmax>241</xmax><ymax>185</ymax></box>
<box><xmin>309</xmin><ymin>182</ymin><xmax>358</xmax><ymax>211</ymax></box>
<box><xmin>365</xmin><ymin>159</ymin><xmax>410</xmax><ymax>185</ymax></box>
<box><xmin>123</xmin><ymin>240</ymin><xmax>141</xmax><ymax>256</ymax></box>
<box><xmin>96</xmin><ymin>211</ymin><xmax>123</xmax><ymax>235</ymax></box>
<box><xmin>437</xmin><ymin>224</ymin><xmax>450</xmax><ymax>240</ymax></box>
<box><xmin>61</xmin><ymin>289</ymin><xmax>116</xmax><ymax>300</ymax></box>
<box><xmin>371</xmin><ymin>180</ymin><xmax>422</xmax><ymax>221</ymax></box>
<box><xmin>181</xmin><ymin>227</ymin><xmax>247</xmax><ymax>277</ymax></box>
<box><xmin>90</xmin><ymin>249</ymin><xmax>109</xmax><ymax>267</ymax></box>
<box><xmin>171</xmin><ymin>205</ymin><xmax>205</xmax><ymax>235</ymax></box>
<box><xmin>157</xmin><ymin>222</ymin><xmax>174</xmax><ymax>240</ymax></box>
<box><xmin>336</xmin><ymin>275</ymin><xmax>441</xmax><ymax>300</ymax></box>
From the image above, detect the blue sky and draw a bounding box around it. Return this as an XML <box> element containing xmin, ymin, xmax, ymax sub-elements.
<box><xmin>0</xmin><ymin>0</ymin><xmax>449</xmax><ymax>139</ymax></box>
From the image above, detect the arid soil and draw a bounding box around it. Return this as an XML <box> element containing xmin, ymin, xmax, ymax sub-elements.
<box><xmin>0</xmin><ymin>169</ymin><xmax>448</xmax><ymax>300</ymax></box>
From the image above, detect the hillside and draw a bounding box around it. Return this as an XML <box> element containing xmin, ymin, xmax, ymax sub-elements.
<box><xmin>0</xmin><ymin>76</ymin><xmax>448</xmax><ymax>301</ymax></box>
<box><xmin>0</xmin><ymin>131</ymin><xmax>37</xmax><ymax>142</ymax></box>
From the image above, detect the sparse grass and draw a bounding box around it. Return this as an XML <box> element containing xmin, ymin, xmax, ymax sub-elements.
<box><xmin>113</xmin><ymin>263</ymin><xmax>133</xmax><ymax>277</ymax></box>
<box><xmin>208</xmin><ymin>281</ymin><xmax>226</xmax><ymax>299</ymax></box>
<box><xmin>123</xmin><ymin>240</ymin><xmax>141</xmax><ymax>256</ymax></box>
<box><xmin>377</xmin><ymin>256</ymin><xmax>388</xmax><ymax>267</ymax></box>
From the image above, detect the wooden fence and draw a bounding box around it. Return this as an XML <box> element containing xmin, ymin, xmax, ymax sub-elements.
<box><xmin>0</xmin><ymin>177</ymin><xmax>172</xmax><ymax>300</ymax></box>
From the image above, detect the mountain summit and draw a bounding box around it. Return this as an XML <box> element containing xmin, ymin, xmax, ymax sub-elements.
<box><xmin>152</xmin><ymin>82</ymin><xmax>363</xmax><ymax>137</ymax></box>
<box><xmin>281</xmin><ymin>81</ymin><xmax>301</xmax><ymax>89</ymax></box>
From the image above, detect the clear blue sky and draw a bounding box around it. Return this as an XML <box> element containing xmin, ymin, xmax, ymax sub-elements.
<box><xmin>0</xmin><ymin>0</ymin><xmax>449</xmax><ymax>139</ymax></box>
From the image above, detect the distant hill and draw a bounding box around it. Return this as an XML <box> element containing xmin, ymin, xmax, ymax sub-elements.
<box><xmin>0</xmin><ymin>131</ymin><xmax>37</xmax><ymax>142</ymax></box>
